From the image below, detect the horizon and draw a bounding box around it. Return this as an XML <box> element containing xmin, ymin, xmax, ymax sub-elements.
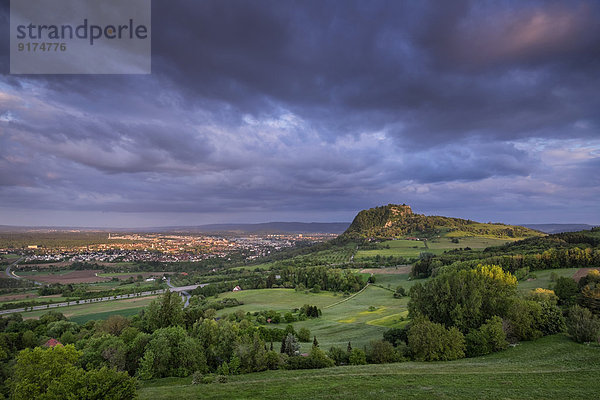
<box><xmin>1</xmin><ymin>1</ymin><xmax>599</xmax><ymax>227</ymax></box>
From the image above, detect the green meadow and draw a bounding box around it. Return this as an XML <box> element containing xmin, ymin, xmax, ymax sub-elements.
<box><xmin>137</xmin><ymin>334</ymin><xmax>600</xmax><ymax>400</ymax></box>
<box><xmin>355</xmin><ymin>236</ymin><xmax>514</xmax><ymax>260</ymax></box>
<box><xmin>516</xmin><ymin>268</ymin><xmax>579</xmax><ymax>293</ymax></box>
<box><xmin>19</xmin><ymin>295</ymin><xmax>158</xmax><ymax>321</ymax></box>
<box><xmin>216</xmin><ymin>284</ymin><xmax>410</xmax><ymax>351</ymax></box>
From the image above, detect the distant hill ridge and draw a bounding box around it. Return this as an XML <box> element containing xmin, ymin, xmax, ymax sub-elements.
<box><xmin>342</xmin><ymin>204</ymin><xmax>544</xmax><ymax>240</ymax></box>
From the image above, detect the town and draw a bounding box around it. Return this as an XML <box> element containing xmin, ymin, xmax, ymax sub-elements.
<box><xmin>2</xmin><ymin>232</ymin><xmax>337</xmax><ymax>263</ymax></box>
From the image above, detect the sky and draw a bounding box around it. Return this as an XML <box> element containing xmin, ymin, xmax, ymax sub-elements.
<box><xmin>0</xmin><ymin>0</ymin><xmax>599</xmax><ymax>228</ymax></box>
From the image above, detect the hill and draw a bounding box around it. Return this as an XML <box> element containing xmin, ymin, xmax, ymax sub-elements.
<box><xmin>521</xmin><ymin>223</ymin><xmax>598</xmax><ymax>234</ymax></box>
<box><xmin>341</xmin><ymin>204</ymin><xmax>544</xmax><ymax>240</ymax></box>
<box><xmin>138</xmin><ymin>334</ymin><xmax>600</xmax><ymax>400</ymax></box>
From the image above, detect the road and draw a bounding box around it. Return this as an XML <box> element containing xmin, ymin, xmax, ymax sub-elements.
<box><xmin>167</xmin><ymin>278</ymin><xmax>208</xmax><ymax>308</ymax></box>
<box><xmin>0</xmin><ymin>289</ymin><xmax>166</xmax><ymax>315</ymax></box>
<box><xmin>1</xmin><ymin>257</ymin><xmax>209</xmax><ymax>314</ymax></box>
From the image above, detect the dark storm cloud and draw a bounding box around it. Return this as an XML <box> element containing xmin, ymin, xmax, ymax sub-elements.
<box><xmin>0</xmin><ymin>0</ymin><xmax>599</xmax><ymax>225</ymax></box>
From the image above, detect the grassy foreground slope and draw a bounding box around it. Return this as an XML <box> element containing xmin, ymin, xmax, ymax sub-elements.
<box><xmin>138</xmin><ymin>334</ymin><xmax>600</xmax><ymax>400</ymax></box>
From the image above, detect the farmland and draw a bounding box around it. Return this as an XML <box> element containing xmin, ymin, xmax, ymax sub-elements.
<box><xmin>355</xmin><ymin>237</ymin><xmax>515</xmax><ymax>261</ymax></box>
<box><xmin>137</xmin><ymin>334</ymin><xmax>600</xmax><ymax>400</ymax></box>
<box><xmin>216</xmin><ymin>280</ymin><xmax>411</xmax><ymax>351</ymax></box>
<box><xmin>19</xmin><ymin>295</ymin><xmax>158</xmax><ymax>322</ymax></box>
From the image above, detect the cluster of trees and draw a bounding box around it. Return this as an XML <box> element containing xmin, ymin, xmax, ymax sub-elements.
<box><xmin>412</xmin><ymin>231</ymin><xmax>600</xmax><ymax>279</ymax></box>
<box><xmin>397</xmin><ymin>264</ymin><xmax>600</xmax><ymax>361</ymax></box>
<box><xmin>191</xmin><ymin>266</ymin><xmax>364</xmax><ymax>298</ymax></box>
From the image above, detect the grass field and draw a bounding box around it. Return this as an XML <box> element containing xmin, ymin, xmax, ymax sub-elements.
<box><xmin>427</xmin><ymin>236</ymin><xmax>513</xmax><ymax>250</ymax></box>
<box><xmin>137</xmin><ymin>334</ymin><xmax>600</xmax><ymax>400</ymax></box>
<box><xmin>355</xmin><ymin>239</ymin><xmax>427</xmax><ymax>259</ymax></box>
<box><xmin>216</xmin><ymin>285</ymin><xmax>409</xmax><ymax>351</ymax></box>
<box><xmin>517</xmin><ymin>268</ymin><xmax>580</xmax><ymax>293</ymax></box>
<box><xmin>355</xmin><ymin>237</ymin><xmax>514</xmax><ymax>261</ymax></box>
<box><xmin>19</xmin><ymin>295</ymin><xmax>157</xmax><ymax>320</ymax></box>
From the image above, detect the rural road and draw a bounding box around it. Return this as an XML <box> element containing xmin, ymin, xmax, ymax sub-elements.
<box><xmin>1</xmin><ymin>262</ymin><xmax>209</xmax><ymax>315</ymax></box>
<box><xmin>4</xmin><ymin>257</ymin><xmax>43</xmax><ymax>286</ymax></box>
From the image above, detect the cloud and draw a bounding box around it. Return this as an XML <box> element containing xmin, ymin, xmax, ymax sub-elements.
<box><xmin>0</xmin><ymin>0</ymin><xmax>598</xmax><ymax>225</ymax></box>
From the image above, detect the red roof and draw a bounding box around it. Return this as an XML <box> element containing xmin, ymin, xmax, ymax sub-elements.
<box><xmin>45</xmin><ymin>338</ymin><xmax>63</xmax><ymax>347</ymax></box>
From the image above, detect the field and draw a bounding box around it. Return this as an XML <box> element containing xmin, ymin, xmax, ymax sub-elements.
<box><xmin>137</xmin><ymin>334</ymin><xmax>600</xmax><ymax>400</ymax></box>
<box><xmin>516</xmin><ymin>268</ymin><xmax>580</xmax><ymax>293</ymax></box>
<box><xmin>17</xmin><ymin>269</ymin><xmax>109</xmax><ymax>284</ymax></box>
<box><xmin>18</xmin><ymin>295</ymin><xmax>157</xmax><ymax>322</ymax></box>
<box><xmin>355</xmin><ymin>237</ymin><xmax>514</xmax><ymax>260</ymax></box>
<box><xmin>217</xmin><ymin>284</ymin><xmax>410</xmax><ymax>351</ymax></box>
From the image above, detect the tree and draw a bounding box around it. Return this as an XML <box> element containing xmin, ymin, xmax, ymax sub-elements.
<box><xmin>142</xmin><ymin>290</ymin><xmax>184</xmax><ymax>332</ymax></box>
<box><xmin>504</xmin><ymin>298</ymin><xmax>543</xmax><ymax>341</ymax></box>
<box><xmin>465</xmin><ymin>316</ymin><xmax>507</xmax><ymax>357</ymax></box>
<box><xmin>10</xmin><ymin>345</ymin><xmax>136</xmax><ymax>400</ymax></box>
<box><xmin>554</xmin><ymin>277</ymin><xmax>579</xmax><ymax>305</ymax></box>
<box><xmin>367</xmin><ymin>340</ymin><xmax>399</xmax><ymax>364</ymax></box>
<box><xmin>297</xmin><ymin>327</ymin><xmax>311</xmax><ymax>342</ymax></box>
<box><xmin>408</xmin><ymin>317</ymin><xmax>465</xmax><ymax>361</ymax></box>
<box><xmin>80</xmin><ymin>334</ymin><xmax>127</xmax><ymax>371</ymax></box>
<box><xmin>99</xmin><ymin>315</ymin><xmax>130</xmax><ymax>336</ymax></box>
<box><xmin>409</xmin><ymin>264</ymin><xmax>517</xmax><ymax>332</ymax></box>
<box><xmin>566</xmin><ymin>305</ymin><xmax>600</xmax><ymax>343</ymax></box>
<box><xmin>383</xmin><ymin>327</ymin><xmax>408</xmax><ymax>347</ymax></box>
<box><xmin>138</xmin><ymin>326</ymin><xmax>206</xmax><ymax>379</ymax></box>
<box><xmin>280</xmin><ymin>333</ymin><xmax>300</xmax><ymax>356</ymax></box>
<box><xmin>348</xmin><ymin>348</ymin><xmax>367</xmax><ymax>365</ymax></box>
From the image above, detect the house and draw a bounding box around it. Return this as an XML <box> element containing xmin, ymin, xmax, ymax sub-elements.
<box><xmin>232</xmin><ymin>285</ymin><xmax>242</xmax><ymax>292</ymax></box>
<box><xmin>44</xmin><ymin>338</ymin><xmax>62</xmax><ymax>347</ymax></box>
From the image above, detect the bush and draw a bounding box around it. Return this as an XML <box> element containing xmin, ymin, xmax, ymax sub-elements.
<box><xmin>408</xmin><ymin>317</ymin><xmax>465</xmax><ymax>361</ymax></box>
<box><xmin>327</xmin><ymin>346</ymin><xmax>349</xmax><ymax>366</ymax></box>
<box><xmin>192</xmin><ymin>371</ymin><xmax>208</xmax><ymax>385</ymax></box>
<box><xmin>504</xmin><ymin>299</ymin><xmax>543</xmax><ymax>341</ymax></box>
<box><xmin>383</xmin><ymin>327</ymin><xmax>408</xmax><ymax>347</ymax></box>
<box><xmin>297</xmin><ymin>327</ymin><xmax>311</xmax><ymax>342</ymax></box>
<box><xmin>554</xmin><ymin>277</ymin><xmax>579</xmax><ymax>305</ymax></box>
<box><xmin>465</xmin><ymin>316</ymin><xmax>508</xmax><ymax>357</ymax></box>
<box><xmin>348</xmin><ymin>348</ymin><xmax>367</xmax><ymax>365</ymax></box>
<box><xmin>367</xmin><ymin>340</ymin><xmax>400</xmax><ymax>364</ymax></box>
<box><xmin>567</xmin><ymin>305</ymin><xmax>600</xmax><ymax>343</ymax></box>
<box><xmin>215</xmin><ymin>375</ymin><xmax>227</xmax><ymax>384</ymax></box>
<box><xmin>264</xmin><ymin>351</ymin><xmax>282</xmax><ymax>370</ymax></box>
<box><xmin>538</xmin><ymin>302</ymin><xmax>566</xmax><ymax>335</ymax></box>
<box><xmin>393</xmin><ymin>286</ymin><xmax>407</xmax><ymax>298</ymax></box>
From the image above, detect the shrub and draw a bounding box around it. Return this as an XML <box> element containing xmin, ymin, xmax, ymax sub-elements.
<box><xmin>526</xmin><ymin>288</ymin><xmax>558</xmax><ymax>305</ymax></box>
<box><xmin>327</xmin><ymin>346</ymin><xmax>349</xmax><ymax>366</ymax></box>
<box><xmin>348</xmin><ymin>348</ymin><xmax>367</xmax><ymax>365</ymax></box>
<box><xmin>504</xmin><ymin>298</ymin><xmax>543</xmax><ymax>341</ymax></box>
<box><xmin>465</xmin><ymin>316</ymin><xmax>508</xmax><ymax>357</ymax></box>
<box><xmin>215</xmin><ymin>375</ymin><xmax>227</xmax><ymax>383</ymax></box>
<box><xmin>297</xmin><ymin>327</ymin><xmax>311</xmax><ymax>342</ymax></box>
<box><xmin>191</xmin><ymin>371</ymin><xmax>206</xmax><ymax>385</ymax></box>
<box><xmin>383</xmin><ymin>327</ymin><xmax>408</xmax><ymax>346</ymax></box>
<box><xmin>554</xmin><ymin>277</ymin><xmax>579</xmax><ymax>305</ymax></box>
<box><xmin>264</xmin><ymin>351</ymin><xmax>282</xmax><ymax>370</ymax></box>
<box><xmin>367</xmin><ymin>340</ymin><xmax>400</xmax><ymax>364</ymax></box>
<box><xmin>393</xmin><ymin>286</ymin><xmax>407</xmax><ymax>298</ymax></box>
<box><xmin>408</xmin><ymin>317</ymin><xmax>465</xmax><ymax>361</ymax></box>
<box><xmin>538</xmin><ymin>302</ymin><xmax>566</xmax><ymax>335</ymax></box>
<box><xmin>567</xmin><ymin>305</ymin><xmax>600</xmax><ymax>343</ymax></box>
